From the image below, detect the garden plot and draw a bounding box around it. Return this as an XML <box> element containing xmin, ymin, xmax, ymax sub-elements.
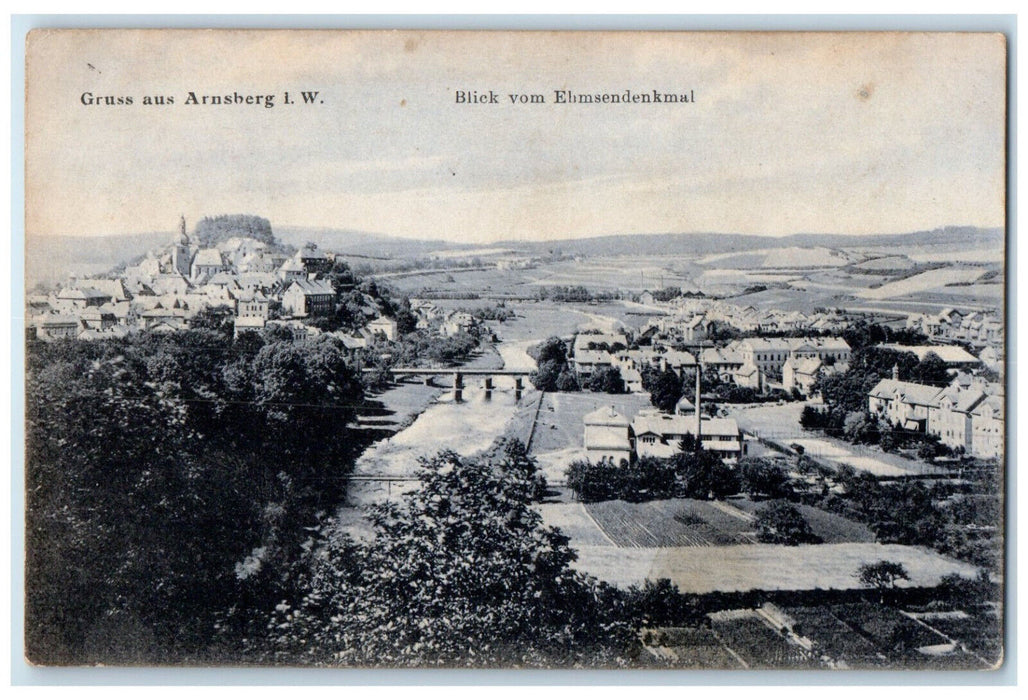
<box><xmin>584</xmin><ymin>499</ymin><xmax>758</xmax><ymax>547</ymax></box>
<box><xmin>709</xmin><ymin>611</ymin><xmax>820</xmax><ymax>668</ymax></box>
<box><xmin>830</xmin><ymin>603</ymin><xmax>950</xmax><ymax>652</ymax></box>
<box><xmin>782</xmin><ymin>606</ymin><xmax>885</xmax><ymax>668</ymax></box>
<box><xmin>640</xmin><ymin>626</ymin><xmax>746</xmax><ymax>669</ymax></box>
<box><xmin>908</xmin><ymin>610</ymin><xmax>1003</xmax><ymax>664</ymax></box>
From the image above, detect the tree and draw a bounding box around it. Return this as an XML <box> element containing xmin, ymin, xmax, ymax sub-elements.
<box><xmin>857</xmin><ymin>560</ymin><xmax>910</xmax><ymax>603</ymax></box>
<box><xmin>912</xmin><ymin>351</ymin><xmax>950</xmax><ymax>386</ymax></box>
<box><xmin>671</xmin><ymin>449</ymin><xmax>738</xmax><ymax>500</ymax></box>
<box><xmin>529</xmin><ymin>337</ymin><xmax>574</xmax><ymax>392</ymax></box>
<box><xmin>531</xmin><ymin>336</ymin><xmax>569</xmax><ymax>366</ymax></box>
<box><xmin>187</xmin><ymin>304</ymin><xmax>235</xmax><ymax>336</ymax></box>
<box><xmin>739</xmin><ymin>458</ymin><xmax>793</xmax><ymax>500</ymax></box>
<box><xmin>263</xmin><ymin>451</ymin><xmax>636</xmax><ymax>666</ymax></box>
<box><xmin>555</xmin><ymin>369</ymin><xmax>581</xmax><ymax>392</ymax></box>
<box><xmin>194</xmin><ymin>214</ymin><xmax>275</xmax><ymax>247</ymax></box>
<box><xmin>25</xmin><ymin>331</ymin><xmax>367</xmax><ymax>664</ymax></box>
<box><xmin>530</xmin><ymin>359</ymin><xmax>564</xmax><ymax>392</ymax></box>
<box><xmin>588</xmin><ymin>366</ymin><xmax>625</xmax><ymax>394</ymax></box>
<box><xmin>754</xmin><ymin>501</ymin><xmax>821</xmax><ymax>545</ymax></box>
<box><xmin>800</xmin><ymin>405</ymin><xmax>826</xmax><ymax>430</ymax></box>
<box><xmin>644</xmin><ymin>368</ymin><xmax>684</xmax><ymax>414</ymax></box>
<box><xmin>843</xmin><ymin>410</ymin><xmax>881</xmax><ymax>445</ymax></box>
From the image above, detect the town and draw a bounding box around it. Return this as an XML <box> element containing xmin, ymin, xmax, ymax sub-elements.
<box><xmin>25</xmin><ymin>216</ymin><xmax>1005</xmax><ymax>669</ymax></box>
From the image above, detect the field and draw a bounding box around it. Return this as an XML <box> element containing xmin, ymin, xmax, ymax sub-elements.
<box><xmin>640</xmin><ymin>602</ymin><xmax>1000</xmax><ymax>670</ymax></box>
<box><xmin>783</xmin><ymin>606</ymin><xmax>884</xmax><ymax>667</ymax></box>
<box><xmin>639</xmin><ymin>626</ymin><xmax>745</xmax><ymax>669</ymax></box>
<box><xmin>829</xmin><ymin>603</ymin><xmax>950</xmax><ymax>651</ymax></box>
<box><xmin>533</xmin><ymin>503</ymin><xmax>616</xmax><ymax>546</ymax></box>
<box><xmin>583</xmin><ymin>498</ymin><xmax>871</xmax><ymax>548</ymax></box>
<box><xmin>856</xmin><ymin>267</ymin><xmax>986</xmax><ymax>300</ymax></box>
<box><xmin>585</xmin><ymin>499</ymin><xmax>756</xmax><ymax>547</ymax></box>
<box><xmin>906</xmin><ymin>610</ymin><xmax>1004</xmax><ymax>664</ymax></box>
<box><xmin>727</xmin><ymin>402</ymin><xmax>951</xmax><ymax>477</ymax></box>
<box><xmin>568</xmin><ymin>542</ymin><xmax>980</xmax><ymax>594</ymax></box>
<box><xmin>709</xmin><ymin>612</ymin><xmax>820</xmax><ymax>668</ymax></box>
<box><xmin>728</xmin><ymin>499</ymin><xmax>876</xmax><ymax>544</ymax></box>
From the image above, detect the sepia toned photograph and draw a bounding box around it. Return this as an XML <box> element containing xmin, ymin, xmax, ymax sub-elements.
<box><xmin>22</xmin><ymin>28</ymin><xmax>1007</xmax><ymax>670</ymax></box>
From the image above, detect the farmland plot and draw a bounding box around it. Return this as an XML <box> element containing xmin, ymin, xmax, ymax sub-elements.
<box><xmin>640</xmin><ymin>626</ymin><xmax>746</xmax><ymax>669</ymax></box>
<box><xmin>857</xmin><ymin>267</ymin><xmax>984</xmax><ymax>300</ymax></box>
<box><xmin>783</xmin><ymin>606</ymin><xmax>887</xmax><ymax>668</ymax></box>
<box><xmin>709</xmin><ymin>612</ymin><xmax>820</xmax><ymax>668</ymax></box>
<box><xmin>729</xmin><ymin>500</ymin><xmax>876</xmax><ymax>544</ymax></box>
<box><xmin>585</xmin><ymin>499</ymin><xmax>758</xmax><ymax>548</ymax></box>
<box><xmin>910</xmin><ymin>611</ymin><xmax>1003</xmax><ymax>664</ymax></box>
<box><xmin>830</xmin><ymin>603</ymin><xmax>950</xmax><ymax>653</ymax></box>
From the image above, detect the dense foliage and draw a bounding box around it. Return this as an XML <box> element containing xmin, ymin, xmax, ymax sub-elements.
<box><xmin>739</xmin><ymin>458</ymin><xmax>794</xmax><ymax>499</ymax></box>
<box><xmin>566</xmin><ymin>447</ymin><xmax>736</xmax><ymax>503</ymax></box>
<box><xmin>261</xmin><ymin>449</ymin><xmax>637</xmax><ymax>667</ymax></box>
<box><xmin>754</xmin><ymin>501</ymin><xmax>821</xmax><ymax>545</ymax></box>
<box><xmin>194</xmin><ymin>214</ymin><xmax>276</xmax><ymax>247</ymax></box>
<box><xmin>642</xmin><ymin>368</ymin><xmax>684</xmax><ymax>413</ymax></box>
<box><xmin>529</xmin><ymin>337</ymin><xmax>579</xmax><ymax>392</ymax></box>
<box><xmin>587</xmin><ymin>366</ymin><xmax>626</xmax><ymax>394</ymax></box>
<box><xmin>25</xmin><ymin>330</ymin><xmax>365</xmax><ymax>664</ymax></box>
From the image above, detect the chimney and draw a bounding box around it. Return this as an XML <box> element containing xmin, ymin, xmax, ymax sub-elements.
<box><xmin>694</xmin><ymin>364</ymin><xmax>702</xmax><ymax>449</ymax></box>
<box><xmin>892</xmin><ymin>363</ymin><xmax>899</xmax><ymax>381</ymax></box>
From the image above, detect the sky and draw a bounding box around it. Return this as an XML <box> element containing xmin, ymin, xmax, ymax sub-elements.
<box><xmin>25</xmin><ymin>30</ymin><xmax>1007</xmax><ymax>244</ymax></box>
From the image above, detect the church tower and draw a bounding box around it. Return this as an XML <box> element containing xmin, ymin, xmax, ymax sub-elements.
<box><xmin>172</xmin><ymin>215</ymin><xmax>193</xmax><ymax>276</ymax></box>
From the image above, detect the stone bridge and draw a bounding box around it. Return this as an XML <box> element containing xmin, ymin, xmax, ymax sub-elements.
<box><xmin>368</xmin><ymin>367</ymin><xmax>534</xmax><ymax>402</ymax></box>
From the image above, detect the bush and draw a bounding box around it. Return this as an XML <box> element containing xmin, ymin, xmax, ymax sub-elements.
<box><xmin>754</xmin><ymin>501</ymin><xmax>822</xmax><ymax>545</ymax></box>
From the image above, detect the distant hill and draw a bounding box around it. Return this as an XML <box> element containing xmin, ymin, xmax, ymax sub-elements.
<box><xmin>500</xmin><ymin>226</ymin><xmax>1005</xmax><ymax>259</ymax></box>
<box><xmin>24</xmin><ymin>224</ymin><xmax>1004</xmax><ymax>289</ymax></box>
<box><xmin>275</xmin><ymin>226</ymin><xmax>458</xmax><ymax>260</ymax></box>
<box><xmin>25</xmin><ymin>231</ymin><xmax>170</xmax><ymax>288</ymax></box>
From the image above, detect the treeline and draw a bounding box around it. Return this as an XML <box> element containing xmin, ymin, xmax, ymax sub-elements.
<box><xmin>194</xmin><ymin>214</ymin><xmax>276</xmax><ymax>248</ymax></box>
<box><xmin>535</xmin><ymin>285</ymin><xmax>620</xmax><ymax>302</ymax></box>
<box><xmin>804</xmin><ymin>463</ymin><xmax>1003</xmax><ymax>571</ymax></box>
<box><xmin>25</xmin><ymin>329</ymin><xmax>365</xmax><ymax>664</ymax></box>
<box><xmin>564</xmin><ymin>451</ymin><xmax>733</xmax><ymax>503</ymax></box>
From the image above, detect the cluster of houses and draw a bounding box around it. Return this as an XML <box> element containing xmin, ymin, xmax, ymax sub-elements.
<box><xmin>638</xmin><ymin>295</ymin><xmax>851</xmax><ymax>337</ymax></box>
<box><xmin>570</xmin><ymin>327</ymin><xmax>855</xmax><ymax>397</ymax></box>
<box><xmin>868</xmin><ymin>365</ymin><xmax>1004</xmax><ymax>459</ymax></box>
<box><xmin>906</xmin><ymin>307</ymin><xmax>1003</xmax><ymax>347</ymax></box>
<box><xmin>905</xmin><ymin>308</ymin><xmax>1004</xmax><ymax>372</ymax></box>
<box><xmin>583</xmin><ymin>398</ymin><xmax>746</xmax><ymax>465</ymax></box>
<box><xmin>25</xmin><ymin>218</ymin><xmax>416</xmax><ymax>346</ymax></box>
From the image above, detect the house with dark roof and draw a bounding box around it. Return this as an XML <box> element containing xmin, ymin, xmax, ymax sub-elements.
<box><xmin>282</xmin><ymin>279</ymin><xmax>335</xmax><ymax>317</ymax></box>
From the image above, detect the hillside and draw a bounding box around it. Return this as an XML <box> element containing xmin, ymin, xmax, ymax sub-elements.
<box><xmin>24</xmin><ymin>224</ymin><xmax>1004</xmax><ymax>289</ymax></box>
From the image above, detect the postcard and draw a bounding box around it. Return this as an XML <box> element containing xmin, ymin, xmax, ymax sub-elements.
<box><xmin>23</xmin><ymin>29</ymin><xmax>1007</xmax><ymax>669</ymax></box>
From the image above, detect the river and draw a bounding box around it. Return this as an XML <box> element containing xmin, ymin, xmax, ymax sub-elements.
<box><xmin>341</xmin><ymin>302</ymin><xmax>628</xmax><ymax>511</ymax></box>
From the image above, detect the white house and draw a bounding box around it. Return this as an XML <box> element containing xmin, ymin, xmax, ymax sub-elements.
<box><xmin>583</xmin><ymin>405</ymin><xmax>632</xmax><ymax>464</ymax></box>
